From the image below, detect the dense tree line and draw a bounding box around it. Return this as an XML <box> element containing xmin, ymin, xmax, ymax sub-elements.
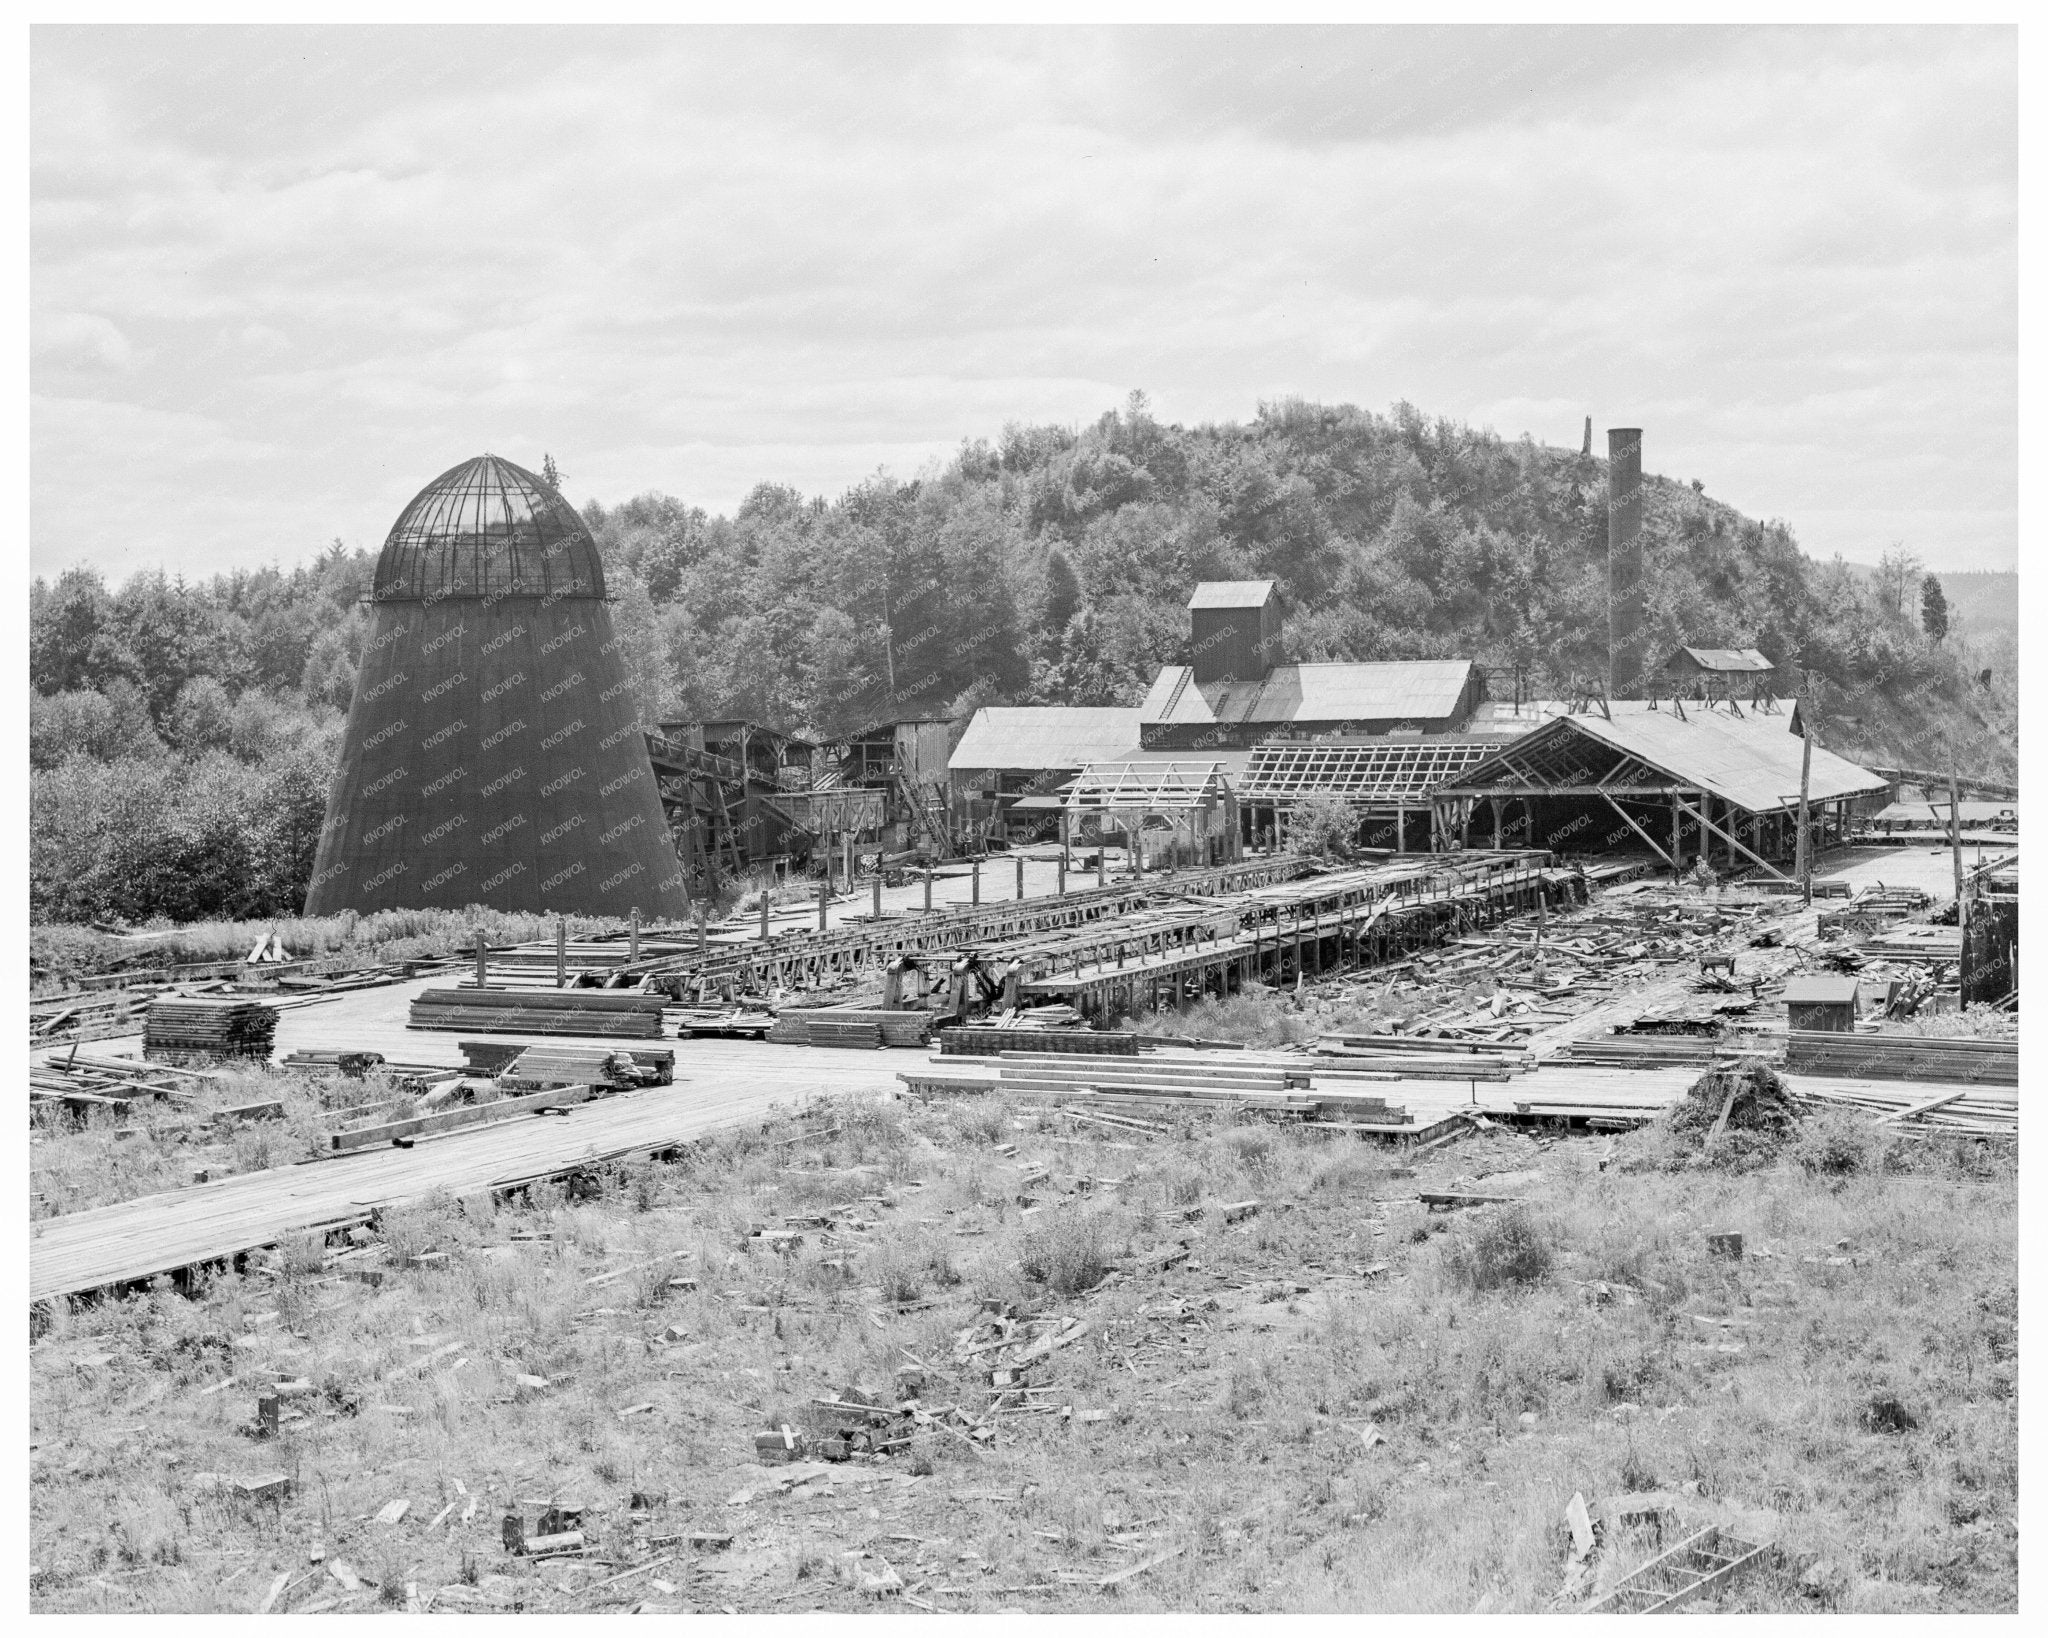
<box><xmin>30</xmin><ymin>397</ymin><xmax>2016</xmax><ymax>925</ymax></box>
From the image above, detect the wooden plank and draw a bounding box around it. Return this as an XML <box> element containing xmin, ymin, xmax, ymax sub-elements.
<box><xmin>326</xmin><ymin>1083</ymin><xmax>593</xmax><ymax>1154</ymax></box>
<box><xmin>1875</xmin><ymin>1087</ymin><xmax>1972</xmax><ymax>1124</ymax></box>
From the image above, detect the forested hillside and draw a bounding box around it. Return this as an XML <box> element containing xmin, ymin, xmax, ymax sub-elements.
<box><xmin>29</xmin><ymin>397</ymin><xmax>2017</xmax><ymax>924</ymax></box>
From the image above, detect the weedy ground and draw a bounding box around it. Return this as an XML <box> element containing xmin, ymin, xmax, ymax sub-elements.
<box><xmin>29</xmin><ymin>1086</ymin><xmax>2016</xmax><ymax>1614</ymax></box>
<box><xmin>32</xmin><ymin>1064</ymin><xmax>473</xmax><ymax>1218</ymax></box>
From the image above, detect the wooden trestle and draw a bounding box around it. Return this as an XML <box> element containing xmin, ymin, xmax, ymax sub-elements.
<box><xmin>613</xmin><ymin>848</ymin><xmax>1560</xmax><ymax>1019</ymax></box>
<box><xmin>1016</xmin><ymin>852</ymin><xmax>1559</xmax><ymax>1022</ymax></box>
<box><xmin>618</xmin><ymin>856</ymin><xmax>1316</xmax><ymax>993</ymax></box>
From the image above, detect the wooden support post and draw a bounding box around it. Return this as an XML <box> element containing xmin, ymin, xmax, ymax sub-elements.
<box><xmin>924</xmin><ymin>867</ymin><xmax>933</xmax><ymax>913</ymax></box>
<box><xmin>555</xmin><ymin>916</ymin><xmax>566</xmax><ymax>989</ymax></box>
<box><xmin>1492</xmin><ymin>798</ymin><xmax>1503</xmax><ymax>851</ymax></box>
<box><xmin>1057</xmin><ymin>858</ymin><xmax>1067</xmax><ymax>896</ymax></box>
<box><xmin>1671</xmin><ymin>792</ymin><xmax>1684</xmax><ymax>882</ymax></box>
<box><xmin>1949</xmin><ymin>756</ymin><xmax>1965</xmax><ymax>911</ymax></box>
<box><xmin>1016</xmin><ymin>854</ymin><xmax>1026</xmax><ymax>901</ymax></box>
<box><xmin>760</xmin><ymin>894</ymin><xmax>771</xmax><ymax>943</ymax></box>
<box><xmin>474</xmin><ymin>926</ymin><xmax>486</xmax><ymax>991</ymax></box>
<box><xmin>972</xmin><ymin>860</ymin><xmax>981</xmax><ymax>905</ymax></box>
<box><xmin>872</xmin><ymin>874</ymin><xmax>882</xmax><ymax>920</ymax></box>
<box><xmin>818</xmin><ymin>878</ymin><xmax>830</xmax><ymax>932</ymax></box>
<box><xmin>843</xmin><ymin>831</ymin><xmax>855</xmax><ymax>893</ymax></box>
<box><xmin>629</xmin><ymin>908</ymin><xmax>641</xmax><ymax>962</ymax></box>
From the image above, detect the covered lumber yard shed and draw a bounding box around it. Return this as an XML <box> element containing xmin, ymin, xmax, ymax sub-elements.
<box><xmin>948</xmin><ymin>706</ymin><xmax>1144</xmax><ymax>844</ymax></box>
<box><xmin>1063</xmin><ymin>758</ymin><xmax>1243</xmax><ymax>871</ymax></box>
<box><xmin>1432</xmin><ymin>701</ymin><xmax>1892</xmax><ymax>881</ymax></box>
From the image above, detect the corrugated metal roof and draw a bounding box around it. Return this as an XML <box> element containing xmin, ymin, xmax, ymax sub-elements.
<box><xmin>950</xmin><ymin>707</ymin><xmax>1145</xmax><ymax>772</ymax></box>
<box><xmin>1143</xmin><ymin>661</ymin><xmax>1477</xmax><ymax>729</ymax></box>
<box><xmin>1672</xmin><ymin>647</ymin><xmax>1775</xmax><ymax>672</ymax></box>
<box><xmin>1186</xmin><ymin>580</ymin><xmax>1277</xmax><ymax>610</ymax></box>
<box><xmin>1446</xmin><ymin>702</ymin><xmax>1889</xmax><ymax>815</ymax></box>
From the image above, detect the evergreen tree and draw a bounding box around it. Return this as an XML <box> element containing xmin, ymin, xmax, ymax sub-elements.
<box><xmin>1921</xmin><ymin>574</ymin><xmax>1950</xmax><ymax>642</ymax></box>
<box><xmin>1042</xmin><ymin>548</ymin><xmax>1082</xmax><ymax>653</ymax></box>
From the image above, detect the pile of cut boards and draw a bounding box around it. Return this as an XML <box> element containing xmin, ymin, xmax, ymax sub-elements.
<box><xmin>1859</xmin><ymin>925</ymin><xmax>1966</xmax><ymax>965</ymax></box>
<box><xmin>31</xmin><ymin>1051</ymin><xmax>210</xmax><ymax>1112</ymax></box>
<box><xmin>143</xmin><ymin>996</ymin><xmax>278</xmax><ymax>1062</ymax></box>
<box><xmin>407</xmin><ymin>987</ymin><xmax>667</xmax><ymax>1039</ymax></box>
<box><xmin>31</xmin><ymin>990</ymin><xmax>145</xmax><ymax>1047</ymax></box>
<box><xmin>768</xmin><ymin>1006</ymin><xmax>932</xmax><ymax>1049</ymax></box>
<box><xmin>1785</xmin><ymin>1030</ymin><xmax>2016</xmax><ymax>1084</ymax></box>
<box><xmin>901</xmin><ymin>1048</ymin><xmax>1430</xmax><ymax>1129</ymax></box>
<box><xmin>495</xmin><ymin>1044</ymin><xmax>673</xmax><ymax>1092</ymax></box>
<box><xmin>1792</xmin><ymin>1080</ymin><xmax>2017</xmax><ymax>1138</ymax></box>
<box><xmin>940</xmin><ymin>1026</ymin><xmax>1139</xmax><ymax>1057</ymax></box>
<box><xmin>1552</xmin><ymin>1034</ymin><xmax>1724</xmax><ymax>1070</ymax></box>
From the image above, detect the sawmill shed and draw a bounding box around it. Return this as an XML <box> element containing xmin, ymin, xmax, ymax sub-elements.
<box><xmin>305</xmin><ymin>454</ymin><xmax>690</xmax><ymax>919</ymax></box>
<box><xmin>949</xmin><ymin>706</ymin><xmax>1144</xmax><ymax>842</ymax></box>
<box><xmin>645</xmin><ymin>720</ymin><xmax>816</xmax><ymax>882</ymax></box>
<box><xmin>817</xmin><ymin>711</ymin><xmax>960</xmax><ymax>854</ymax></box>
<box><xmin>1660</xmin><ymin>645</ymin><xmax>1777</xmax><ymax>701</ymax></box>
<box><xmin>1433</xmin><ymin>700</ymin><xmax>1891</xmax><ymax>879</ymax></box>
<box><xmin>1140</xmin><ymin>581</ymin><xmax>1484</xmax><ymax>749</ymax></box>
<box><xmin>1783</xmin><ymin>973</ymin><xmax>1861</xmax><ymax>1032</ymax></box>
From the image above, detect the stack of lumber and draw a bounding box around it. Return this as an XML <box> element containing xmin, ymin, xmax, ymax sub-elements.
<box><xmin>1320</xmin><ymin>1032</ymin><xmax>1511</xmax><ymax>1056</ymax></box>
<box><xmin>1791</xmin><ymin>1080</ymin><xmax>2017</xmax><ymax>1137</ymax></box>
<box><xmin>674</xmin><ymin>1006</ymin><xmax>775</xmax><ymax>1038</ymax></box>
<box><xmin>1553</xmin><ymin>1034</ymin><xmax>1726</xmax><ymax>1070</ymax></box>
<box><xmin>1309</xmin><ymin>1040</ymin><xmax>1526</xmax><ymax>1081</ymax></box>
<box><xmin>497</xmin><ymin>1044</ymin><xmax>673</xmax><ymax>1092</ymax></box>
<box><xmin>767</xmin><ymin>1007</ymin><xmax>932</xmax><ymax>1049</ymax></box>
<box><xmin>1861</xmin><ymin>926</ymin><xmax>1965</xmax><ymax>964</ymax></box>
<box><xmin>1785</xmin><ymin>1030</ymin><xmax>2016</xmax><ymax>1084</ymax></box>
<box><xmin>143</xmin><ymin>996</ymin><xmax>278</xmax><ymax>1061</ymax></box>
<box><xmin>939</xmin><ymin>1026</ymin><xmax>1138</xmax><ymax>1058</ymax></box>
<box><xmin>902</xmin><ymin>1050</ymin><xmax>1317</xmax><ymax>1115</ymax></box>
<box><xmin>407</xmin><ymin>988</ymin><xmax>666</xmax><ymax>1038</ymax></box>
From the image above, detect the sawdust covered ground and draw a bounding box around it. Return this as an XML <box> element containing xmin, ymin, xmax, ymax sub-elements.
<box><xmin>29</xmin><ymin>1085</ymin><xmax>2016</xmax><ymax>1614</ymax></box>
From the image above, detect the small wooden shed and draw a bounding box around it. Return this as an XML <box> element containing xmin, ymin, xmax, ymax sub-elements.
<box><xmin>1783</xmin><ymin>973</ymin><xmax>1860</xmax><ymax>1033</ymax></box>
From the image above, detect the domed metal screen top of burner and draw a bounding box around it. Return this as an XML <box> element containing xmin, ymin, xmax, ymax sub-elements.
<box><xmin>371</xmin><ymin>453</ymin><xmax>605</xmax><ymax>602</ymax></box>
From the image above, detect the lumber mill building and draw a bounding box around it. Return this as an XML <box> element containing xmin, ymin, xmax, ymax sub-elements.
<box><xmin>306</xmin><ymin>454</ymin><xmax>690</xmax><ymax>920</ymax></box>
<box><xmin>1432</xmin><ymin>700</ymin><xmax>1892</xmax><ymax>876</ymax></box>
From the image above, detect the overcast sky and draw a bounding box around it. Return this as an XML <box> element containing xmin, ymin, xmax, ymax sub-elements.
<box><xmin>31</xmin><ymin>24</ymin><xmax>2017</xmax><ymax>585</ymax></box>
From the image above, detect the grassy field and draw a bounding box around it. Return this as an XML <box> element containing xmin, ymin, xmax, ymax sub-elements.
<box><xmin>29</xmin><ymin>1082</ymin><xmax>2016</xmax><ymax>1614</ymax></box>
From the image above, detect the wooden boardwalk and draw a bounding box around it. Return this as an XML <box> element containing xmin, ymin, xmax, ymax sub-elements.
<box><xmin>30</xmin><ymin>986</ymin><xmax>906</xmax><ymax>1304</ymax></box>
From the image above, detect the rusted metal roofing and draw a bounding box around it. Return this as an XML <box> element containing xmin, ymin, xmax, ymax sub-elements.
<box><xmin>1142</xmin><ymin>660</ymin><xmax>1478</xmax><ymax>730</ymax></box>
<box><xmin>950</xmin><ymin>707</ymin><xmax>1145</xmax><ymax>771</ymax></box>
<box><xmin>1441</xmin><ymin>702</ymin><xmax>1889</xmax><ymax>816</ymax></box>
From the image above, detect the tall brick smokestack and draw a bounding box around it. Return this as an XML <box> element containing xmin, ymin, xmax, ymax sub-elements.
<box><xmin>1607</xmin><ymin>427</ymin><xmax>1644</xmax><ymax>698</ymax></box>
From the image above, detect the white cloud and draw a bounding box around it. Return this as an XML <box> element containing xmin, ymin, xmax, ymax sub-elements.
<box><xmin>29</xmin><ymin>26</ymin><xmax>2016</xmax><ymax>580</ymax></box>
